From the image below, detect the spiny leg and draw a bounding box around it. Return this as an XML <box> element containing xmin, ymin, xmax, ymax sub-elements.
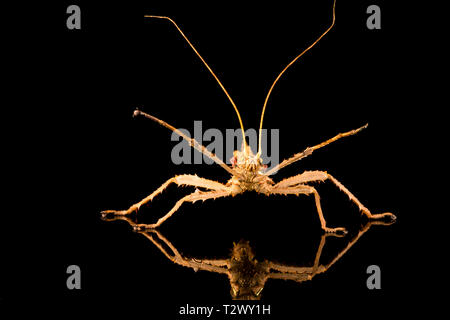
<box><xmin>274</xmin><ymin>170</ymin><xmax>396</xmax><ymax>221</ymax></box>
<box><xmin>270</xmin><ymin>185</ymin><xmax>347</xmax><ymax>235</ymax></box>
<box><xmin>134</xmin><ymin>110</ymin><xmax>238</xmax><ymax>176</ymax></box>
<box><xmin>101</xmin><ymin>174</ymin><xmax>228</xmax><ymax>217</ymax></box>
<box><xmin>133</xmin><ymin>189</ymin><xmax>231</xmax><ymax>230</ymax></box>
<box><xmin>264</xmin><ymin>123</ymin><xmax>367</xmax><ymax>176</ymax></box>
<box><xmin>327</xmin><ymin>174</ymin><xmax>396</xmax><ymax>220</ymax></box>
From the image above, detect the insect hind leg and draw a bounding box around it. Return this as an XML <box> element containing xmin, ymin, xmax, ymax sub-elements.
<box><xmin>270</xmin><ymin>185</ymin><xmax>347</xmax><ymax>235</ymax></box>
<box><xmin>327</xmin><ymin>174</ymin><xmax>396</xmax><ymax>222</ymax></box>
<box><xmin>274</xmin><ymin>170</ymin><xmax>396</xmax><ymax>222</ymax></box>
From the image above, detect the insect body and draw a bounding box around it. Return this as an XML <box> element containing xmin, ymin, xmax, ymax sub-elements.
<box><xmin>228</xmin><ymin>144</ymin><xmax>273</xmax><ymax>195</ymax></box>
<box><xmin>102</xmin><ymin>0</ymin><xmax>396</xmax><ymax>234</ymax></box>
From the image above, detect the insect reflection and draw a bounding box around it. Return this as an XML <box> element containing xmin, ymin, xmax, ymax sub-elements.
<box><xmin>102</xmin><ymin>216</ymin><xmax>394</xmax><ymax>300</ymax></box>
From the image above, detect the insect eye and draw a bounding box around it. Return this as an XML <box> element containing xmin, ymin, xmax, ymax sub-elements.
<box><xmin>230</xmin><ymin>156</ymin><xmax>237</xmax><ymax>167</ymax></box>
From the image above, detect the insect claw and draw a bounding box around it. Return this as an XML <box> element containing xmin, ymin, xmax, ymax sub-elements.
<box><xmin>133</xmin><ymin>108</ymin><xmax>141</xmax><ymax>117</ymax></box>
<box><xmin>133</xmin><ymin>223</ymin><xmax>157</xmax><ymax>231</ymax></box>
<box><xmin>323</xmin><ymin>227</ymin><xmax>348</xmax><ymax>237</ymax></box>
<box><xmin>369</xmin><ymin>212</ymin><xmax>397</xmax><ymax>224</ymax></box>
<box><xmin>100</xmin><ymin>210</ymin><xmax>110</xmax><ymax>218</ymax></box>
<box><xmin>101</xmin><ymin>209</ymin><xmax>130</xmax><ymax>217</ymax></box>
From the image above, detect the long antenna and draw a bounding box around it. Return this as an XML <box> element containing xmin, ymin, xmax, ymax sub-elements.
<box><xmin>145</xmin><ymin>15</ymin><xmax>247</xmax><ymax>151</ymax></box>
<box><xmin>257</xmin><ymin>0</ymin><xmax>337</xmax><ymax>156</ymax></box>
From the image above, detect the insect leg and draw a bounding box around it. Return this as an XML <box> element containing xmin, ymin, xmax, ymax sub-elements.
<box><xmin>326</xmin><ymin>174</ymin><xmax>396</xmax><ymax>221</ymax></box>
<box><xmin>274</xmin><ymin>171</ymin><xmax>396</xmax><ymax>221</ymax></box>
<box><xmin>270</xmin><ymin>185</ymin><xmax>347</xmax><ymax>235</ymax></box>
<box><xmin>133</xmin><ymin>189</ymin><xmax>231</xmax><ymax>230</ymax></box>
<box><xmin>274</xmin><ymin>170</ymin><xmax>328</xmax><ymax>189</ymax></box>
<box><xmin>101</xmin><ymin>175</ymin><xmax>228</xmax><ymax>216</ymax></box>
<box><xmin>101</xmin><ymin>177</ymin><xmax>177</xmax><ymax>216</ymax></box>
<box><xmin>264</xmin><ymin>124</ymin><xmax>367</xmax><ymax>176</ymax></box>
<box><xmin>135</xmin><ymin>110</ymin><xmax>238</xmax><ymax>176</ymax></box>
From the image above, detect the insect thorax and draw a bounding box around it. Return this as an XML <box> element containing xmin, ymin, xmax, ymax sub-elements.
<box><xmin>228</xmin><ymin>144</ymin><xmax>273</xmax><ymax>193</ymax></box>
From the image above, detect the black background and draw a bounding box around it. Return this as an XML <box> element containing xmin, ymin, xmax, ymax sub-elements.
<box><xmin>4</xmin><ymin>0</ymin><xmax>439</xmax><ymax>317</ymax></box>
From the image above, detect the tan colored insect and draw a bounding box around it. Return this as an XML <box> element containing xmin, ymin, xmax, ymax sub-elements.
<box><xmin>102</xmin><ymin>0</ymin><xmax>396</xmax><ymax>234</ymax></box>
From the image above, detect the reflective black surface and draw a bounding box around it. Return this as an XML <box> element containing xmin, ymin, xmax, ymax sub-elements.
<box><xmin>101</xmin><ymin>214</ymin><xmax>395</xmax><ymax>300</ymax></box>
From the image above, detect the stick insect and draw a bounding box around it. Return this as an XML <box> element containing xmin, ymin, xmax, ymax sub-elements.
<box><xmin>102</xmin><ymin>0</ymin><xmax>396</xmax><ymax>234</ymax></box>
<box><xmin>103</xmin><ymin>214</ymin><xmax>393</xmax><ymax>300</ymax></box>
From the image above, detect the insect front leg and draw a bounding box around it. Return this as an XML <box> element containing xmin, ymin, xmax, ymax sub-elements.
<box><xmin>132</xmin><ymin>189</ymin><xmax>231</xmax><ymax>230</ymax></box>
<box><xmin>274</xmin><ymin>171</ymin><xmax>396</xmax><ymax>222</ymax></box>
<box><xmin>270</xmin><ymin>184</ymin><xmax>347</xmax><ymax>235</ymax></box>
<box><xmin>101</xmin><ymin>174</ymin><xmax>229</xmax><ymax>217</ymax></box>
<box><xmin>101</xmin><ymin>177</ymin><xmax>177</xmax><ymax>216</ymax></box>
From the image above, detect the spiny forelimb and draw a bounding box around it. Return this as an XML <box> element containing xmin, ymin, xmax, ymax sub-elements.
<box><xmin>101</xmin><ymin>174</ymin><xmax>230</xmax><ymax>217</ymax></box>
